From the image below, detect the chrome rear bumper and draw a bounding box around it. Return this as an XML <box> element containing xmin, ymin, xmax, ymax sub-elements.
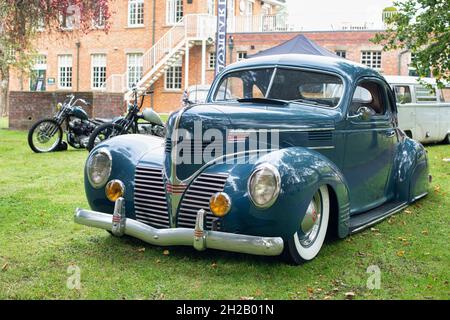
<box><xmin>74</xmin><ymin>198</ymin><xmax>284</xmax><ymax>256</ymax></box>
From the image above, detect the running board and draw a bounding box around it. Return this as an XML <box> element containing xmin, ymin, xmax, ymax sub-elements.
<box><xmin>349</xmin><ymin>201</ymin><xmax>408</xmax><ymax>234</ymax></box>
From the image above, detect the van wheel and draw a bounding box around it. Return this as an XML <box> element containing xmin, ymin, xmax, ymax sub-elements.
<box><xmin>285</xmin><ymin>186</ymin><xmax>330</xmax><ymax>264</ymax></box>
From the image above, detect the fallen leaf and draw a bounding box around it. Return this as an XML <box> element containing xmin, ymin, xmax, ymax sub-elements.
<box><xmin>404</xmin><ymin>209</ymin><xmax>412</xmax><ymax>214</ymax></box>
<box><xmin>396</xmin><ymin>250</ymin><xmax>405</xmax><ymax>257</ymax></box>
<box><xmin>211</xmin><ymin>262</ymin><xmax>218</xmax><ymax>269</ymax></box>
<box><xmin>370</xmin><ymin>227</ymin><xmax>379</xmax><ymax>232</ymax></box>
<box><xmin>240</xmin><ymin>296</ymin><xmax>254</xmax><ymax>300</ymax></box>
<box><xmin>434</xmin><ymin>185</ymin><xmax>440</xmax><ymax>193</ymax></box>
<box><xmin>155</xmin><ymin>259</ymin><xmax>161</xmax><ymax>264</ymax></box>
<box><xmin>1</xmin><ymin>263</ymin><xmax>8</xmax><ymax>271</ymax></box>
<box><xmin>421</xmin><ymin>230</ymin><xmax>429</xmax><ymax>235</ymax></box>
<box><xmin>345</xmin><ymin>292</ymin><xmax>355</xmax><ymax>300</ymax></box>
<box><xmin>323</xmin><ymin>295</ymin><xmax>332</xmax><ymax>300</ymax></box>
<box><xmin>163</xmin><ymin>250</ymin><xmax>170</xmax><ymax>256</ymax></box>
<box><xmin>137</xmin><ymin>247</ymin><xmax>145</xmax><ymax>252</ymax></box>
<box><xmin>307</xmin><ymin>287</ymin><xmax>314</xmax><ymax>294</ymax></box>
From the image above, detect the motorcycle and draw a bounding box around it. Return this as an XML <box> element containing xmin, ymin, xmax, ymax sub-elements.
<box><xmin>27</xmin><ymin>95</ymin><xmax>109</xmax><ymax>153</ymax></box>
<box><xmin>86</xmin><ymin>86</ymin><xmax>165</xmax><ymax>151</ymax></box>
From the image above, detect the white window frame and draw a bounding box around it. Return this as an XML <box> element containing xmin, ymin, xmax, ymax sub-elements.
<box><xmin>335</xmin><ymin>50</ymin><xmax>346</xmax><ymax>58</ymax></box>
<box><xmin>58</xmin><ymin>55</ymin><xmax>73</xmax><ymax>89</ymax></box>
<box><xmin>165</xmin><ymin>59</ymin><xmax>182</xmax><ymax>91</ymax></box>
<box><xmin>361</xmin><ymin>51</ymin><xmax>382</xmax><ymax>69</ymax></box>
<box><xmin>128</xmin><ymin>0</ymin><xmax>144</xmax><ymax>27</ymax></box>
<box><xmin>207</xmin><ymin>0</ymin><xmax>215</xmax><ymax>15</ymax></box>
<box><xmin>91</xmin><ymin>54</ymin><xmax>107</xmax><ymax>90</ymax></box>
<box><xmin>166</xmin><ymin>0</ymin><xmax>184</xmax><ymax>25</ymax></box>
<box><xmin>208</xmin><ymin>52</ymin><xmax>216</xmax><ymax>69</ymax></box>
<box><xmin>93</xmin><ymin>8</ymin><xmax>106</xmax><ymax>28</ymax></box>
<box><xmin>127</xmin><ymin>53</ymin><xmax>143</xmax><ymax>89</ymax></box>
<box><xmin>237</xmin><ymin>51</ymin><xmax>247</xmax><ymax>61</ymax></box>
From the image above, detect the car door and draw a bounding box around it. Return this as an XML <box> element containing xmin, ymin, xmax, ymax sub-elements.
<box><xmin>343</xmin><ymin>78</ymin><xmax>397</xmax><ymax>215</ymax></box>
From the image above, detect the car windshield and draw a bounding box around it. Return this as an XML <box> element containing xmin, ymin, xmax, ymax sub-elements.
<box><xmin>212</xmin><ymin>67</ymin><xmax>344</xmax><ymax>108</ymax></box>
<box><xmin>189</xmin><ymin>89</ymin><xmax>209</xmax><ymax>103</ymax></box>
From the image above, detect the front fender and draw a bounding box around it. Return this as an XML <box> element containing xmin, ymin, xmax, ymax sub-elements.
<box><xmin>217</xmin><ymin>147</ymin><xmax>350</xmax><ymax>240</ymax></box>
<box><xmin>85</xmin><ymin>134</ymin><xmax>164</xmax><ymax>217</ymax></box>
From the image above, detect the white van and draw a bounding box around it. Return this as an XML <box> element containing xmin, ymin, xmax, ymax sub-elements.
<box><xmin>385</xmin><ymin>76</ymin><xmax>450</xmax><ymax>144</ymax></box>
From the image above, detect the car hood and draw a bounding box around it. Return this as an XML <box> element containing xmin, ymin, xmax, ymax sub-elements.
<box><xmin>165</xmin><ymin>102</ymin><xmax>339</xmax><ymax>181</ymax></box>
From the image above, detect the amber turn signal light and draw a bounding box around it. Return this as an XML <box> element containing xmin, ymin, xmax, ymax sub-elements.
<box><xmin>209</xmin><ymin>192</ymin><xmax>231</xmax><ymax>217</ymax></box>
<box><xmin>105</xmin><ymin>180</ymin><xmax>125</xmax><ymax>202</ymax></box>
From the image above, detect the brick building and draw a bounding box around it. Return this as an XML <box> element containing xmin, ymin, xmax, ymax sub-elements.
<box><xmin>8</xmin><ymin>0</ymin><xmax>416</xmax><ymax>115</ymax></box>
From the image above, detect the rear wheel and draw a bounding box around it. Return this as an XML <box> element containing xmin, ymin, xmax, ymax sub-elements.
<box><xmin>285</xmin><ymin>185</ymin><xmax>330</xmax><ymax>264</ymax></box>
<box><xmin>27</xmin><ymin>118</ymin><xmax>63</xmax><ymax>153</ymax></box>
<box><xmin>87</xmin><ymin>122</ymin><xmax>123</xmax><ymax>152</ymax></box>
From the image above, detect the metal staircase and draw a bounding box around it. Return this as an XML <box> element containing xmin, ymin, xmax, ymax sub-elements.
<box><xmin>103</xmin><ymin>14</ymin><xmax>216</xmax><ymax>100</ymax></box>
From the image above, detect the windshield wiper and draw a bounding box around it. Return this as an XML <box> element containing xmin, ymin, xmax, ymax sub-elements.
<box><xmin>237</xmin><ymin>97</ymin><xmax>288</xmax><ymax>106</ymax></box>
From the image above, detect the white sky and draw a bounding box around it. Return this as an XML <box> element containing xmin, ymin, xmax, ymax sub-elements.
<box><xmin>285</xmin><ymin>0</ymin><xmax>395</xmax><ymax>29</ymax></box>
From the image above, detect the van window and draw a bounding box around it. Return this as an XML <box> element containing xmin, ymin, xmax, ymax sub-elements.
<box><xmin>415</xmin><ymin>85</ymin><xmax>437</xmax><ymax>103</ymax></box>
<box><xmin>393</xmin><ymin>85</ymin><xmax>412</xmax><ymax>104</ymax></box>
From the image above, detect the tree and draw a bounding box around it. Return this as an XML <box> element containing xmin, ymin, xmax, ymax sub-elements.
<box><xmin>372</xmin><ymin>0</ymin><xmax>450</xmax><ymax>89</ymax></box>
<box><xmin>0</xmin><ymin>0</ymin><xmax>111</xmax><ymax>116</ymax></box>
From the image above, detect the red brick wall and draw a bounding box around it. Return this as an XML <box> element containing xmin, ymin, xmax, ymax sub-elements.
<box><xmin>8</xmin><ymin>91</ymin><xmax>124</xmax><ymax>130</ymax></box>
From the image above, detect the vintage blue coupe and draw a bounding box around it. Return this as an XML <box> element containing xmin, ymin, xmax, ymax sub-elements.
<box><xmin>75</xmin><ymin>54</ymin><xmax>430</xmax><ymax>264</ymax></box>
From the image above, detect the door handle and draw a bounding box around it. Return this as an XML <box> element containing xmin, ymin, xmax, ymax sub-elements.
<box><xmin>386</xmin><ymin>130</ymin><xmax>396</xmax><ymax>138</ymax></box>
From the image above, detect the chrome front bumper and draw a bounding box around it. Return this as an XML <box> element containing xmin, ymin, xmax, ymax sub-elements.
<box><xmin>74</xmin><ymin>198</ymin><xmax>284</xmax><ymax>256</ymax></box>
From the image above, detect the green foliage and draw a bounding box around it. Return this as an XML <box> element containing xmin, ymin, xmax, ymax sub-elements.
<box><xmin>373</xmin><ymin>0</ymin><xmax>450</xmax><ymax>88</ymax></box>
<box><xmin>0</xmin><ymin>129</ymin><xmax>448</xmax><ymax>299</ymax></box>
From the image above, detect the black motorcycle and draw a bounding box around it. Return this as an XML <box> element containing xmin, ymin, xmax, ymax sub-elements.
<box><xmin>86</xmin><ymin>87</ymin><xmax>165</xmax><ymax>151</ymax></box>
<box><xmin>27</xmin><ymin>95</ymin><xmax>108</xmax><ymax>153</ymax></box>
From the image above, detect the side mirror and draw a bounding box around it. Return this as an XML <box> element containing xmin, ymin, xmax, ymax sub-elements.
<box><xmin>348</xmin><ymin>106</ymin><xmax>372</xmax><ymax>121</ymax></box>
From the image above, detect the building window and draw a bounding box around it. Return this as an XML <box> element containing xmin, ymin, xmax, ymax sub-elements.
<box><xmin>335</xmin><ymin>50</ymin><xmax>346</xmax><ymax>58</ymax></box>
<box><xmin>165</xmin><ymin>59</ymin><xmax>182</xmax><ymax>90</ymax></box>
<box><xmin>207</xmin><ymin>0</ymin><xmax>215</xmax><ymax>15</ymax></box>
<box><xmin>166</xmin><ymin>0</ymin><xmax>183</xmax><ymax>25</ymax></box>
<box><xmin>361</xmin><ymin>51</ymin><xmax>382</xmax><ymax>69</ymax></box>
<box><xmin>246</xmin><ymin>0</ymin><xmax>254</xmax><ymax>15</ymax></box>
<box><xmin>30</xmin><ymin>55</ymin><xmax>47</xmax><ymax>91</ymax></box>
<box><xmin>127</xmin><ymin>53</ymin><xmax>143</xmax><ymax>89</ymax></box>
<box><xmin>237</xmin><ymin>51</ymin><xmax>247</xmax><ymax>61</ymax></box>
<box><xmin>91</xmin><ymin>54</ymin><xmax>107</xmax><ymax>89</ymax></box>
<box><xmin>208</xmin><ymin>52</ymin><xmax>216</xmax><ymax>69</ymax></box>
<box><xmin>59</xmin><ymin>13</ymin><xmax>74</xmax><ymax>30</ymax></box>
<box><xmin>128</xmin><ymin>0</ymin><xmax>144</xmax><ymax>26</ymax></box>
<box><xmin>93</xmin><ymin>7</ymin><xmax>106</xmax><ymax>28</ymax></box>
<box><xmin>58</xmin><ymin>55</ymin><xmax>73</xmax><ymax>89</ymax></box>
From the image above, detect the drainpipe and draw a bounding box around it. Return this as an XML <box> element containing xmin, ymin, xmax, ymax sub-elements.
<box><xmin>398</xmin><ymin>49</ymin><xmax>409</xmax><ymax>76</ymax></box>
<box><xmin>151</xmin><ymin>0</ymin><xmax>156</xmax><ymax>109</ymax></box>
<box><xmin>76</xmin><ymin>41</ymin><xmax>81</xmax><ymax>91</ymax></box>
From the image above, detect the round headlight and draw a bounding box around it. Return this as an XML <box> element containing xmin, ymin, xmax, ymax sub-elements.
<box><xmin>87</xmin><ymin>148</ymin><xmax>112</xmax><ymax>188</ymax></box>
<box><xmin>248</xmin><ymin>164</ymin><xmax>281</xmax><ymax>209</ymax></box>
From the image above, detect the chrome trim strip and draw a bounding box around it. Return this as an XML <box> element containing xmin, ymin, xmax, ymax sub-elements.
<box><xmin>74</xmin><ymin>207</ymin><xmax>284</xmax><ymax>256</ymax></box>
<box><xmin>350</xmin><ymin>202</ymin><xmax>408</xmax><ymax>234</ymax></box>
<box><xmin>412</xmin><ymin>192</ymin><xmax>428</xmax><ymax>202</ymax></box>
<box><xmin>228</xmin><ymin>127</ymin><xmax>335</xmax><ymax>133</ymax></box>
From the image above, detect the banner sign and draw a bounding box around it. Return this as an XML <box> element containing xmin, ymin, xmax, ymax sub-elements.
<box><xmin>214</xmin><ymin>0</ymin><xmax>228</xmax><ymax>75</ymax></box>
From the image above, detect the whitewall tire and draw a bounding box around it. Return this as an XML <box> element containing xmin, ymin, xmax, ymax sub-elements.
<box><xmin>286</xmin><ymin>185</ymin><xmax>330</xmax><ymax>264</ymax></box>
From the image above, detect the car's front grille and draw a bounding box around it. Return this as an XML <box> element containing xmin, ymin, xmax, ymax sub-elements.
<box><xmin>178</xmin><ymin>173</ymin><xmax>228</xmax><ymax>230</ymax></box>
<box><xmin>134</xmin><ymin>166</ymin><xmax>170</xmax><ymax>229</ymax></box>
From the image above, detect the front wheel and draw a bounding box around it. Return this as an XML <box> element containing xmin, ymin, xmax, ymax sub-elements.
<box><xmin>27</xmin><ymin>118</ymin><xmax>63</xmax><ymax>153</ymax></box>
<box><xmin>285</xmin><ymin>185</ymin><xmax>330</xmax><ymax>264</ymax></box>
<box><xmin>86</xmin><ymin>122</ymin><xmax>123</xmax><ymax>152</ymax></box>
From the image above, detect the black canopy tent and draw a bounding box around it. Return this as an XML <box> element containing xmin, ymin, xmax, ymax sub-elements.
<box><xmin>248</xmin><ymin>34</ymin><xmax>338</xmax><ymax>58</ymax></box>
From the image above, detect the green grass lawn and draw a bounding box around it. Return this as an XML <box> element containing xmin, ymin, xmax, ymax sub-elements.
<box><xmin>0</xmin><ymin>128</ymin><xmax>448</xmax><ymax>299</ymax></box>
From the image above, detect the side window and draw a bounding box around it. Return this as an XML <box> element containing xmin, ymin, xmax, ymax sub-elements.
<box><xmin>415</xmin><ymin>85</ymin><xmax>437</xmax><ymax>103</ymax></box>
<box><xmin>393</xmin><ymin>85</ymin><xmax>412</xmax><ymax>104</ymax></box>
<box><xmin>350</xmin><ymin>81</ymin><xmax>387</xmax><ymax>116</ymax></box>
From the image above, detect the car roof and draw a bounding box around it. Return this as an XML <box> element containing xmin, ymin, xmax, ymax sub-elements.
<box><xmin>188</xmin><ymin>84</ymin><xmax>211</xmax><ymax>91</ymax></box>
<box><xmin>222</xmin><ymin>54</ymin><xmax>382</xmax><ymax>81</ymax></box>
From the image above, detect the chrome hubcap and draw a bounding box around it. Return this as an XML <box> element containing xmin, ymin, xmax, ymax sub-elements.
<box><xmin>299</xmin><ymin>192</ymin><xmax>322</xmax><ymax>247</ymax></box>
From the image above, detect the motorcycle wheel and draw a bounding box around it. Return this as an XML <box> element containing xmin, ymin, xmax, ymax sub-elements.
<box><xmin>28</xmin><ymin>118</ymin><xmax>63</xmax><ymax>153</ymax></box>
<box><xmin>86</xmin><ymin>122</ymin><xmax>123</xmax><ymax>152</ymax></box>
